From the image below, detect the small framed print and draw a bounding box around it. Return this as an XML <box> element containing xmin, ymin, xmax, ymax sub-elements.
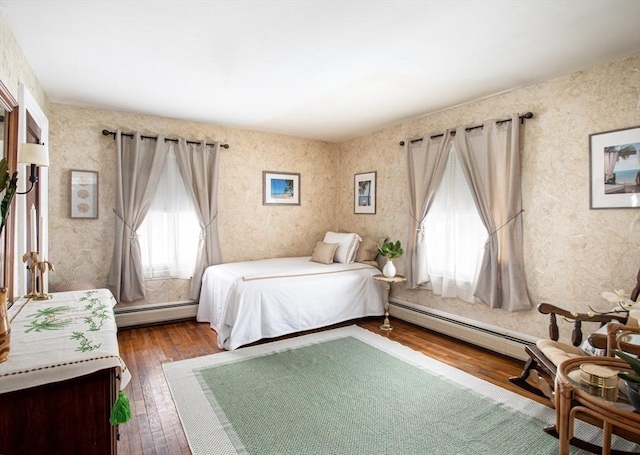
<box><xmin>354</xmin><ymin>171</ymin><xmax>376</xmax><ymax>214</ymax></box>
<box><xmin>589</xmin><ymin>126</ymin><xmax>640</xmax><ymax>209</ymax></box>
<box><xmin>263</xmin><ymin>171</ymin><xmax>300</xmax><ymax>205</ymax></box>
<box><xmin>70</xmin><ymin>170</ymin><xmax>99</xmax><ymax>218</ymax></box>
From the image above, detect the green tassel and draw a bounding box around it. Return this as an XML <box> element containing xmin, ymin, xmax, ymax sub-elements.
<box><xmin>110</xmin><ymin>390</ymin><xmax>131</xmax><ymax>425</ymax></box>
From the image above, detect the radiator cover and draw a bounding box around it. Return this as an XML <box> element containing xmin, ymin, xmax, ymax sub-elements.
<box><xmin>389</xmin><ymin>298</ymin><xmax>537</xmax><ymax>361</ymax></box>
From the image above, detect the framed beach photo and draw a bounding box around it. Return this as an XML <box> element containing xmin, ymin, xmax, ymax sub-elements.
<box><xmin>263</xmin><ymin>171</ymin><xmax>300</xmax><ymax>205</ymax></box>
<box><xmin>70</xmin><ymin>170</ymin><xmax>99</xmax><ymax>218</ymax></box>
<box><xmin>589</xmin><ymin>126</ymin><xmax>640</xmax><ymax>209</ymax></box>
<box><xmin>354</xmin><ymin>171</ymin><xmax>376</xmax><ymax>214</ymax></box>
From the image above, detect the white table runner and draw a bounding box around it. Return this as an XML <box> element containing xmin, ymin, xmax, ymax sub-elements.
<box><xmin>0</xmin><ymin>288</ymin><xmax>130</xmax><ymax>394</ymax></box>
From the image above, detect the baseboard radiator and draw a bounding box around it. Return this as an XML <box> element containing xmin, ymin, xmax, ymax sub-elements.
<box><xmin>114</xmin><ymin>300</ymin><xmax>198</xmax><ymax>328</ymax></box>
<box><xmin>113</xmin><ymin>297</ymin><xmax>537</xmax><ymax>360</ymax></box>
<box><xmin>389</xmin><ymin>298</ymin><xmax>537</xmax><ymax>362</ymax></box>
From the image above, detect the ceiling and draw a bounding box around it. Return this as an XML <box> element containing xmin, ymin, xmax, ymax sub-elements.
<box><xmin>1</xmin><ymin>1</ymin><xmax>639</xmax><ymax>143</ymax></box>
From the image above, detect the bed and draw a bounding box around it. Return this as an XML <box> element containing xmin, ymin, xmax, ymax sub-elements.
<box><xmin>197</xmin><ymin>256</ymin><xmax>385</xmax><ymax>350</ymax></box>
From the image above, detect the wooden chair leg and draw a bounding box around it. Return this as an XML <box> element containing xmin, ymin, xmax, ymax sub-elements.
<box><xmin>511</xmin><ymin>357</ymin><xmax>536</xmax><ymax>381</ymax></box>
<box><xmin>531</xmin><ymin>370</ymin><xmax>554</xmax><ymax>402</ymax></box>
<box><xmin>508</xmin><ymin>357</ymin><xmax>551</xmax><ymax>399</ymax></box>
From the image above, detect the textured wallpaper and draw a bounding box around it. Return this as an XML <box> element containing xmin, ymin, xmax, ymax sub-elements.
<box><xmin>337</xmin><ymin>54</ymin><xmax>640</xmax><ymax>341</ymax></box>
<box><xmin>7</xmin><ymin>7</ymin><xmax>639</xmax><ymax>343</ymax></box>
<box><xmin>0</xmin><ymin>11</ymin><xmax>49</xmax><ymax>113</ymax></box>
<box><xmin>48</xmin><ymin>106</ymin><xmax>338</xmax><ymax>305</ymax></box>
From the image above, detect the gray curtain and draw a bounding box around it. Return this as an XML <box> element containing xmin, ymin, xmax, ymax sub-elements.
<box><xmin>175</xmin><ymin>139</ymin><xmax>222</xmax><ymax>300</ymax></box>
<box><xmin>453</xmin><ymin>115</ymin><xmax>532</xmax><ymax>311</ymax></box>
<box><xmin>107</xmin><ymin>132</ymin><xmax>169</xmax><ymax>302</ymax></box>
<box><xmin>404</xmin><ymin>133</ymin><xmax>453</xmax><ymax>288</ymax></box>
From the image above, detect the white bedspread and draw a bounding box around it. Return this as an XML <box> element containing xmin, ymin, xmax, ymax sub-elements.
<box><xmin>197</xmin><ymin>257</ymin><xmax>384</xmax><ymax>350</ymax></box>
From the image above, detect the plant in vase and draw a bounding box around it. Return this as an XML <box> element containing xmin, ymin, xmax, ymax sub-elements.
<box><xmin>377</xmin><ymin>240</ymin><xmax>403</xmax><ymax>278</ymax></box>
<box><xmin>0</xmin><ymin>157</ymin><xmax>18</xmax><ymax>363</ymax></box>
<box><xmin>614</xmin><ymin>349</ymin><xmax>640</xmax><ymax>412</ymax></box>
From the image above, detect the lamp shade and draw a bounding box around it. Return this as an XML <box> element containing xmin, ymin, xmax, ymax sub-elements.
<box><xmin>18</xmin><ymin>143</ymin><xmax>49</xmax><ymax>167</ymax></box>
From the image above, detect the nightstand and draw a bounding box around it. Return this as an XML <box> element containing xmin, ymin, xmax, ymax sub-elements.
<box><xmin>372</xmin><ymin>274</ymin><xmax>406</xmax><ymax>331</ymax></box>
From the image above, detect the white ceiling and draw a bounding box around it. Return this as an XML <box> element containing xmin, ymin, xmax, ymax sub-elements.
<box><xmin>1</xmin><ymin>1</ymin><xmax>639</xmax><ymax>143</ymax></box>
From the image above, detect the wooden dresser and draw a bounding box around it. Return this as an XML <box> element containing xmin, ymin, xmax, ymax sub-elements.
<box><xmin>0</xmin><ymin>289</ymin><xmax>129</xmax><ymax>455</ymax></box>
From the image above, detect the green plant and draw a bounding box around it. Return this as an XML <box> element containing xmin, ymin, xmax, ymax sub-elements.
<box><xmin>0</xmin><ymin>157</ymin><xmax>18</xmax><ymax>238</ymax></box>
<box><xmin>377</xmin><ymin>240</ymin><xmax>403</xmax><ymax>259</ymax></box>
<box><xmin>614</xmin><ymin>349</ymin><xmax>640</xmax><ymax>384</ymax></box>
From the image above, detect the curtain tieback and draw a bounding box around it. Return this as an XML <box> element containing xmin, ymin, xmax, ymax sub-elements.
<box><xmin>487</xmin><ymin>209</ymin><xmax>524</xmax><ymax>238</ymax></box>
<box><xmin>409</xmin><ymin>213</ymin><xmax>427</xmax><ymax>240</ymax></box>
<box><xmin>112</xmin><ymin>209</ymin><xmax>138</xmax><ymax>240</ymax></box>
<box><xmin>409</xmin><ymin>213</ymin><xmax>426</xmax><ymax>230</ymax></box>
<box><xmin>200</xmin><ymin>211</ymin><xmax>219</xmax><ymax>239</ymax></box>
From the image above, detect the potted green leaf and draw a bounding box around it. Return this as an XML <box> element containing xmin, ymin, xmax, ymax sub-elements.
<box><xmin>377</xmin><ymin>240</ymin><xmax>403</xmax><ymax>278</ymax></box>
<box><xmin>614</xmin><ymin>349</ymin><xmax>640</xmax><ymax>412</ymax></box>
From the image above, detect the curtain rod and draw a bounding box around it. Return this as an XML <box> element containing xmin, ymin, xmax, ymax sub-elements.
<box><xmin>398</xmin><ymin>112</ymin><xmax>534</xmax><ymax>146</ymax></box>
<box><xmin>101</xmin><ymin>129</ymin><xmax>230</xmax><ymax>149</ymax></box>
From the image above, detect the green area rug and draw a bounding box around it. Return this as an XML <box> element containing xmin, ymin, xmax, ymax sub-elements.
<box><xmin>163</xmin><ymin>326</ymin><xmax>632</xmax><ymax>455</ymax></box>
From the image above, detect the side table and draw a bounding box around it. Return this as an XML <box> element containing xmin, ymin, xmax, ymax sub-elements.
<box><xmin>554</xmin><ymin>356</ymin><xmax>640</xmax><ymax>455</ymax></box>
<box><xmin>373</xmin><ymin>274</ymin><xmax>406</xmax><ymax>331</ymax></box>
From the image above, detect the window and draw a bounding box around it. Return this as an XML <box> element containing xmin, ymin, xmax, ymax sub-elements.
<box><xmin>137</xmin><ymin>148</ymin><xmax>199</xmax><ymax>279</ymax></box>
<box><xmin>422</xmin><ymin>144</ymin><xmax>487</xmax><ymax>303</ymax></box>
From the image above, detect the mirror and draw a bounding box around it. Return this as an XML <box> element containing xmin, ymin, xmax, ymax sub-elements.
<box><xmin>1</xmin><ymin>108</ymin><xmax>5</xmax><ymax>288</ymax></box>
<box><xmin>0</xmin><ymin>80</ymin><xmax>18</xmax><ymax>303</ymax></box>
<box><xmin>1</xmin><ymin>108</ymin><xmax>5</xmax><ymax>156</ymax></box>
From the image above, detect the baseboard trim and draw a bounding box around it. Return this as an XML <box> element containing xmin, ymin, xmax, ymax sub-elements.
<box><xmin>389</xmin><ymin>298</ymin><xmax>537</xmax><ymax>361</ymax></box>
<box><xmin>114</xmin><ymin>300</ymin><xmax>198</xmax><ymax>328</ymax></box>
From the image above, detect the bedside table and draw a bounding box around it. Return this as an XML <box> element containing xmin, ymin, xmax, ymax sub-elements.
<box><xmin>373</xmin><ymin>274</ymin><xmax>406</xmax><ymax>331</ymax></box>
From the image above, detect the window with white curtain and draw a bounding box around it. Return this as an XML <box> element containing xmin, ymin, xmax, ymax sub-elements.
<box><xmin>422</xmin><ymin>144</ymin><xmax>488</xmax><ymax>303</ymax></box>
<box><xmin>137</xmin><ymin>148</ymin><xmax>199</xmax><ymax>279</ymax></box>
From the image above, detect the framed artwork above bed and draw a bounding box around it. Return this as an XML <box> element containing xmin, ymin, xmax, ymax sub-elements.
<box><xmin>263</xmin><ymin>171</ymin><xmax>300</xmax><ymax>205</ymax></box>
<box><xmin>354</xmin><ymin>171</ymin><xmax>376</xmax><ymax>214</ymax></box>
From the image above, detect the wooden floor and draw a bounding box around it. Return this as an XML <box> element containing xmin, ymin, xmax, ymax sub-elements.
<box><xmin>116</xmin><ymin>317</ymin><xmax>549</xmax><ymax>455</ymax></box>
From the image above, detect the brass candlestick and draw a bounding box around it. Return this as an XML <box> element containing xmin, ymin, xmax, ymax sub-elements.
<box><xmin>22</xmin><ymin>251</ymin><xmax>39</xmax><ymax>299</ymax></box>
<box><xmin>22</xmin><ymin>252</ymin><xmax>54</xmax><ymax>300</ymax></box>
<box><xmin>33</xmin><ymin>260</ymin><xmax>54</xmax><ymax>300</ymax></box>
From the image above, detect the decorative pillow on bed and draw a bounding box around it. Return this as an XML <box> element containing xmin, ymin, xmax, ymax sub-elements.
<box><xmin>354</xmin><ymin>237</ymin><xmax>377</xmax><ymax>263</ymax></box>
<box><xmin>323</xmin><ymin>231</ymin><xmax>360</xmax><ymax>264</ymax></box>
<box><xmin>355</xmin><ymin>236</ymin><xmax>386</xmax><ymax>263</ymax></box>
<box><xmin>311</xmin><ymin>241</ymin><xmax>339</xmax><ymax>264</ymax></box>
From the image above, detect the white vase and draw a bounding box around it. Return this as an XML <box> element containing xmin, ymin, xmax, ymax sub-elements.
<box><xmin>383</xmin><ymin>259</ymin><xmax>396</xmax><ymax>278</ymax></box>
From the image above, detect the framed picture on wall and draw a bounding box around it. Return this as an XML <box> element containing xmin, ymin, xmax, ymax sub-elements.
<box><xmin>70</xmin><ymin>170</ymin><xmax>99</xmax><ymax>218</ymax></box>
<box><xmin>263</xmin><ymin>171</ymin><xmax>300</xmax><ymax>205</ymax></box>
<box><xmin>589</xmin><ymin>126</ymin><xmax>640</xmax><ymax>209</ymax></box>
<box><xmin>354</xmin><ymin>171</ymin><xmax>376</xmax><ymax>214</ymax></box>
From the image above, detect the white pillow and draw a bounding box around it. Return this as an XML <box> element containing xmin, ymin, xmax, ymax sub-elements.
<box><xmin>323</xmin><ymin>231</ymin><xmax>361</xmax><ymax>264</ymax></box>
